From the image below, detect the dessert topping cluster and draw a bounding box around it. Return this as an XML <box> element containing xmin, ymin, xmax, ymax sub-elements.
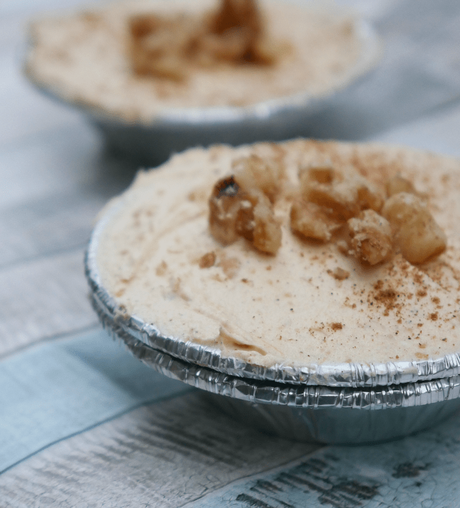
<box><xmin>209</xmin><ymin>155</ymin><xmax>283</xmax><ymax>254</ymax></box>
<box><xmin>209</xmin><ymin>156</ymin><xmax>447</xmax><ymax>266</ymax></box>
<box><xmin>128</xmin><ymin>0</ymin><xmax>283</xmax><ymax>82</ymax></box>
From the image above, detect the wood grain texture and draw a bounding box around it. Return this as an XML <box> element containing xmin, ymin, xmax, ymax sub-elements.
<box><xmin>185</xmin><ymin>409</ymin><xmax>460</xmax><ymax>508</ymax></box>
<box><xmin>0</xmin><ymin>122</ymin><xmax>136</xmax><ymax>212</ymax></box>
<box><xmin>0</xmin><ymin>191</ymin><xmax>103</xmax><ymax>268</ymax></box>
<box><xmin>0</xmin><ymin>392</ymin><xmax>318</xmax><ymax>507</ymax></box>
<box><xmin>0</xmin><ymin>249</ymin><xmax>98</xmax><ymax>357</ymax></box>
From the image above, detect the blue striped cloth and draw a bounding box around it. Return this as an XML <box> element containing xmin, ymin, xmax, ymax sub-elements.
<box><xmin>0</xmin><ymin>330</ymin><xmax>190</xmax><ymax>474</ymax></box>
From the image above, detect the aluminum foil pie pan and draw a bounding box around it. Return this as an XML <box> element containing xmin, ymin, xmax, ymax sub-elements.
<box><xmin>85</xmin><ymin>207</ymin><xmax>460</xmax><ymax>389</ymax></box>
<box><xmin>26</xmin><ymin>18</ymin><xmax>380</xmax><ymax>165</ymax></box>
<box><xmin>101</xmin><ymin>311</ymin><xmax>460</xmax><ymax>444</ymax></box>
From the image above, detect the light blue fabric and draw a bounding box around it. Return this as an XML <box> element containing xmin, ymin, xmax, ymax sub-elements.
<box><xmin>0</xmin><ymin>330</ymin><xmax>191</xmax><ymax>473</ymax></box>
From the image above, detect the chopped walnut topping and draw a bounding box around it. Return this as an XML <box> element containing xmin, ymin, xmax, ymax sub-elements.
<box><xmin>327</xmin><ymin>267</ymin><xmax>350</xmax><ymax>280</ymax></box>
<box><xmin>209</xmin><ymin>156</ymin><xmax>282</xmax><ymax>254</ymax></box>
<box><xmin>299</xmin><ymin>161</ymin><xmax>335</xmax><ymax>185</ymax></box>
<box><xmin>128</xmin><ymin>0</ymin><xmax>283</xmax><ymax>82</ymax></box>
<box><xmin>348</xmin><ymin>210</ymin><xmax>393</xmax><ymax>265</ymax></box>
<box><xmin>381</xmin><ymin>192</ymin><xmax>447</xmax><ymax>264</ymax></box>
<box><xmin>290</xmin><ymin>200</ymin><xmax>342</xmax><ymax>242</ymax></box>
<box><xmin>232</xmin><ymin>154</ymin><xmax>284</xmax><ymax>203</ymax></box>
<box><xmin>209</xmin><ymin>176</ymin><xmax>242</xmax><ymax>245</ymax></box>
<box><xmin>294</xmin><ymin>160</ymin><xmax>445</xmax><ymax>266</ymax></box>
<box><xmin>386</xmin><ymin>174</ymin><xmax>417</xmax><ymax>197</ymax></box>
<box><xmin>299</xmin><ymin>163</ymin><xmax>384</xmax><ymax>221</ymax></box>
<box><xmin>203</xmin><ymin>0</ymin><xmax>280</xmax><ymax>65</ymax></box>
<box><xmin>252</xmin><ymin>200</ymin><xmax>282</xmax><ymax>254</ymax></box>
<box><xmin>209</xmin><ymin>153</ymin><xmax>447</xmax><ymax>267</ymax></box>
<box><xmin>199</xmin><ymin>251</ymin><xmax>216</xmax><ymax>268</ymax></box>
<box><xmin>128</xmin><ymin>15</ymin><xmax>195</xmax><ymax>81</ymax></box>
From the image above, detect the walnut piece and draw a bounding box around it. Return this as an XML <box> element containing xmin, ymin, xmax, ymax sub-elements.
<box><xmin>299</xmin><ymin>164</ymin><xmax>384</xmax><ymax>221</ymax></box>
<box><xmin>381</xmin><ymin>192</ymin><xmax>447</xmax><ymax>264</ymax></box>
<box><xmin>128</xmin><ymin>0</ymin><xmax>283</xmax><ymax>81</ymax></box>
<box><xmin>386</xmin><ymin>174</ymin><xmax>417</xmax><ymax>197</ymax></box>
<box><xmin>290</xmin><ymin>200</ymin><xmax>341</xmax><ymax>242</ymax></box>
<box><xmin>232</xmin><ymin>154</ymin><xmax>284</xmax><ymax>203</ymax></box>
<box><xmin>327</xmin><ymin>267</ymin><xmax>350</xmax><ymax>280</ymax></box>
<box><xmin>208</xmin><ymin>156</ymin><xmax>282</xmax><ymax>255</ymax></box>
<box><xmin>347</xmin><ymin>210</ymin><xmax>393</xmax><ymax>265</ymax></box>
<box><xmin>199</xmin><ymin>251</ymin><xmax>216</xmax><ymax>268</ymax></box>
<box><xmin>128</xmin><ymin>14</ymin><xmax>198</xmax><ymax>81</ymax></box>
<box><xmin>252</xmin><ymin>200</ymin><xmax>282</xmax><ymax>254</ymax></box>
<box><xmin>209</xmin><ymin>176</ymin><xmax>242</xmax><ymax>245</ymax></box>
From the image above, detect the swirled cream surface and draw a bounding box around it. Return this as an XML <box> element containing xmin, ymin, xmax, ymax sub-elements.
<box><xmin>97</xmin><ymin>140</ymin><xmax>460</xmax><ymax>367</ymax></box>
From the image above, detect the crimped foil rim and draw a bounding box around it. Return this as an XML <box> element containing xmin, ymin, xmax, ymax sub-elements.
<box><xmin>85</xmin><ymin>208</ymin><xmax>460</xmax><ymax>388</ymax></box>
<box><xmin>101</xmin><ymin>310</ymin><xmax>460</xmax><ymax>410</ymax></box>
<box><xmin>25</xmin><ymin>17</ymin><xmax>380</xmax><ymax>127</ymax></box>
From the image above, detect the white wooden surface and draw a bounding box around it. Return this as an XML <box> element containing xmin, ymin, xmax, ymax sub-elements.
<box><xmin>2</xmin><ymin>0</ymin><xmax>460</xmax><ymax>506</ymax></box>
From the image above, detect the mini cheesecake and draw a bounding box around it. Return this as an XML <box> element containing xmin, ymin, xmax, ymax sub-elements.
<box><xmin>26</xmin><ymin>0</ymin><xmax>368</xmax><ymax>123</ymax></box>
<box><xmin>95</xmin><ymin>140</ymin><xmax>460</xmax><ymax>368</ymax></box>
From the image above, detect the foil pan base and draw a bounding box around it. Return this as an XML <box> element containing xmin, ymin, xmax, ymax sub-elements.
<box><xmin>207</xmin><ymin>394</ymin><xmax>460</xmax><ymax>445</ymax></box>
<box><xmin>93</xmin><ymin>99</ymin><xmax>334</xmax><ymax>167</ymax></box>
<box><xmin>111</xmin><ymin>323</ymin><xmax>460</xmax><ymax>445</ymax></box>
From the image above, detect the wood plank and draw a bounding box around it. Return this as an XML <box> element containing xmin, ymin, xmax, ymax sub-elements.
<box><xmin>0</xmin><ymin>191</ymin><xmax>104</xmax><ymax>268</ymax></box>
<box><xmin>0</xmin><ymin>392</ymin><xmax>318</xmax><ymax>507</ymax></box>
<box><xmin>302</xmin><ymin>0</ymin><xmax>460</xmax><ymax>141</ymax></box>
<box><xmin>0</xmin><ymin>119</ymin><xmax>135</xmax><ymax>213</ymax></box>
<box><xmin>0</xmin><ymin>249</ymin><xmax>98</xmax><ymax>357</ymax></box>
<box><xmin>0</xmin><ymin>50</ymin><xmax>83</xmax><ymax>147</ymax></box>
<box><xmin>0</xmin><ymin>123</ymin><xmax>136</xmax><ymax>266</ymax></box>
<box><xmin>184</xmin><ymin>409</ymin><xmax>460</xmax><ymax>508</ymax></box>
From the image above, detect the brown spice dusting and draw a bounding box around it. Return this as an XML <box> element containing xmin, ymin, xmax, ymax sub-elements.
<box><xmin>169</xmin><ymin>277</ymin><xmax>191</xmax><ymax>301</ymax></box>
<box><xmin>327</xmin><ymin>267</ymin><xmax>350</xmax><ymax>280</ymax></box>
<box><xmin>218</xmin><ymin>253</ymin><xmax>241</xmax><ymax>278</ymax></box>
<box><xmin>429</xmin><ymin>312</ymin><xmax>439</xmax><ymax>321</ymax></box>
<box><xmin>412</xmin><ymin>271</ymin><xmax>423</xmax><ymax>285</ymax></box>
<box><xmin>156</xmin><ymin>260</ymin><xmax>168</xmax><ymax>276</ymax></box>
<box><xmin>128</xmin><ymin>0</ymin><xmax>284</xmax><ymax>82</ymax></box>
<box><xmin>199</xmin><ymin>251</ymin><xmax>216</xmax><ymax>268</ymax></box>
<box><xmin>370</xmin><ymin>281</ymin><xmax>401</xmax><ymax>316</ymax></box>
<box><xmin>330</xmin><ymin>322</ymin><xmax>343</xmax><ymax>331</ymax></box>
<box><xmin>417</xmin><ymin>289</ymin><xmax>427</xmax><ymax>298</ymax></box>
